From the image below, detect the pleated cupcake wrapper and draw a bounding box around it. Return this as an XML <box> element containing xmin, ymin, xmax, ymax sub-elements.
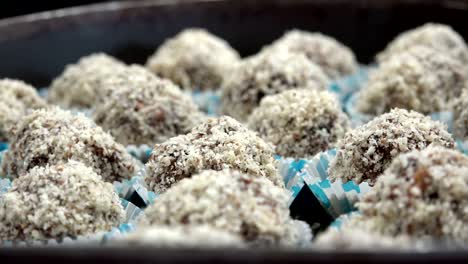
<box><xmin>113</xmin><ymin>168</ymin><xmax>157</xmax><ymax>209</ymax></box>
<box><xmin>345</xmin><ymin>88</ymin><xmax>456</xmax><ymax>132</ymax></box>
<box><xmin>456</xmin><ymin>140</ymin><xmax>468</xmax><ymax>155</ymax></box>
<box><xmin>126</xmin><ymin>144</ymin><xmax>152</xmax><ymax>163</ymax></box>
<box><xmin>278</xmin><ymin>149</ymin><xmax>371</xmax><ymax>218</ymax></box>
<box><xmin>190</xmin><ymin>90</ymin><xmax>221</xmax><ymax>116</ymax></box>
<box><xmin>328</xmin><ymin>65</ymin><xmax>372</xmax><ymax>106</ymax></box>
<box><xmin>0</xmin><ymin>177</ymin><xmax>11</xmax><ymax>195</ymax></box>
<box><xmin>38</xmin><ymin>88</ymin><xmax>49</xmax><ymax>98</ymax></box>
<box><xmin>0</xmin><ymin>143</ymin><xmax>8</xmax><ymax>153</ymax></box>
<box><xmin>344</xmin><ymin>93</ymin><xmax>373</xmax><ymax>128</ymax></box>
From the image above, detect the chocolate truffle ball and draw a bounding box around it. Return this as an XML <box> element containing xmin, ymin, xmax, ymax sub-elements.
<box><xmin>328</xmin><ymin>108</ymin><xmax>454</xmax><ymax>186</ymax></box>
<box><xmin>248</xmin><ymin>89</ymin><xmax>350</xmax><ymax>158</ymax></box>
<box><xmin>145</xmin><ymin>116</ymin><xmax>281</xmax><ymax>193</ymax></box>
<box><xmin>139</xmin><ymin>169</ymin><xmax>303</xmax><ymax>247</ymax></box>
<box><xmin>266</xmin><ymin>30</ymin><xmax>358</xmax><ymax>79</ymax></box>
<box><xmin>358</xmin><ymin>146</ymin><xmax>468</xmax><ymax>243</ymax></box>
<box><xmin>1</xmin><ymin>107</ymin><xmax>139</xmax><ymax>182</ymax></box>
<box><xmin>220</xmin><ymin>50</ymin><xmax>329</xmax><ymax>121</ymax></box>
<box><xmin>48</xmin><ymin>53</ymin><xmax>126</xmax><ymax>108</ymax></box>
<box><xmin>92</xmin><ymin>65</ymin><xmax>206</xmax><ymax>146</ymax></box>
<box><xmin>0</xmin><ymin>79</ymin><xmax>47</xmax><ymax>141</ymax></box>
<box><xmin>377</xmin><ymin>23</ymin><xmax>468</xmax><ymax>64</ymax></box>
<box><xmin>116</xmin><ymin>225</ymin><xmax>244</xmax><ymax>248</ymax></box>
<box><xmin>146</xmin><ymin>28</ymin><xmax>240</xmax><ymax>90</ymax></box>
<box><xmin>453</xmin><ymin>89</ymin><xmax>468</xmax><ymax>140</ymax></box>
<box><xmin>357</xmin><ymin>46</ymin><xmax>467</xmax><ymax>116</ymax></box>
<box><xmin>0</xmin><ymin>161</ymin><xmax>125</xmax><ymax>242</ymax></box>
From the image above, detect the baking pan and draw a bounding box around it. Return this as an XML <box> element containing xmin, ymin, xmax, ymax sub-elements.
<box><xmin>0</xmin><ymin>0</ymin><xmax>467</xmax><ymax>262</ymax></box>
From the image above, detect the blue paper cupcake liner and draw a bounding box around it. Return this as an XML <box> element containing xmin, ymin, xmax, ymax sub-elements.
<box><xmin>456</xmin><ymin>140</ymin><xmax>468</xmax><ymax>155</ymax></box>
<box><xmin>0</xmin><ymin>177</ymin><xmax>11</xmax><ymax>195</ymax></box>
<box><xmin>278</xmin><ymin>149</ymin><xmax>371</xmax><ymax>218</ymax></box>
<box><xmin>38</xmin><ymin>88</ymin><xmax>48</xmax><ymax>99</ymax></box>
<box><xmin>126</xmin><ymin>144</ymin><xmax>152</xmax><ymax>163</ymax></box>
<box><xmin>0</xmin><ymin>142</ymin><xmax>8</xmax><ymax>152</ymax></box>
<box><xmin>113</xmin><ymin>168</ymin><xmax>157</xmax><ymax>208</ymax></box>
<box><xmin>190</xmin><ymin>90</ymin><xmax>221</xmax><ymax>116</ymax></box>
<box><xmin>343</xmin><ymin>92</ymin><xmax>373</xmax><ymax>127</ymax></box>
<box><xmin>328</xmin><ymin>65</ymin><xmax>373</xmax><ymax>106</ymax></box>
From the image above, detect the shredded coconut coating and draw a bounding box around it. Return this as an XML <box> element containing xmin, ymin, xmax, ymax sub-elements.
<box><xmin>146</xmin><ymin>28</ymin><xmax>240</xmax><ymax>91</ymax></box>
<box><xmin>377</xmin><ymin>23</ymin><xmax>468</xmax><ymax>64</ymax></box>
<box><xmin>328</xmin><ymin>109</ymin><xmax>454</xmax><ymax>186</ymax></box>
<box><xmin>248</xmin><ymin>89</ymin><xmax>349</xmax><ymax>158</ymax></box>
<box><xmin>314</xmin><ymin>217</ymin><xmax>425</xmax><ymax>251</ymax></box>
<box><xmin>115</xmin><ymin>225</ymin><xmax>245</xmax><ymax>248</ymax></box>
<box><xmin>0</xmin><ymin>161</ymin><xmax>125</xmax><ymax>242</ymax></box>
<box><xmin>139</xmin><ymin>170</ymin><xmax>302</xmax><ymax>247</ymax></box>
<box><xmin>145</xmin><ymin>116</ymin><xmax>281</xmax><ymax>193</ymax></box>
<box><xmin>357</xmin><ymin>46</ymin><xmax>467</xmax><ymax>116</ymax></box>
<box><xmin>92</xmin><ymin>65</ymin><xmax>206</xmax><ymax>145</ymax></box>
<box><xmin>0</xmin><ymin>79</ymin><xmax>47</xmax><ymax>142</ymax></box>
<box><xmin>1</xmin><ymin>107</ymin><xmax>139</xmax><ymax>182</ymax></box>
<box><xmin>453</xmin><ymin>89</ymin><xmax>468</xmax><ymax>140</ymax></box>
<box><xmin>220</xmin><ymin>50</ymin><xmax>329</xmax><ymax>121</ymax></box>
<box><xmin>358</xmin><ymin>146</ymin><xmax>468</xmax><ymax>243</ymax></box>
<box><xmin>266</xmin><ymin>30</ymin><xmax>358</xmax><ymax>79</ymax></box>
<box><xmin>48</xmin><ymin>53</ymin><xmax>127</xmax><ymax>108</ymax></box>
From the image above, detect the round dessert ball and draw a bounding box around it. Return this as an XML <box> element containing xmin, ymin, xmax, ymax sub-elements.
<box><xmin>328</xmin><ymin>108</ymin><xmax>454</xmax><ymax>186</ymax></box>
<box><xmin>248</xmin><ymin>89</ymin><xmax>350</xmax><ymax>158</ymax></box>
<box><xmin>220</xmin><ymin>49</ymin><xmax>329</xmax><ymax>121</ymax></box>
<box><xmin>0</xmin><ymin>79</ymin><xmax>47</xmax><ymax>142</ymax></box>
<box><xmin>358</xmin><ymin>146</ymin><xmax>468</xmax><ymax>243</ymax></box>
<box><xmin>92</xmin><ymin>65</ymin><xmax>206</xmax><ymax>146</ymax></box>
<box><xmin>1</xmin><ymin>107</ymin><xmax>139</xmax><ymax>182</ymax></box>
<box><xmin>139</xmin><ymin>169</ymin><xmax>303</xmax><ymax>247</ymax></box>
<box><xmin>357</xmin><ymin>45</ymin><xmax>467</xmax><ymax>116</ymax></box>
<box><xmin>0</xmin><ymin>161</ymin><xmax>125</xmax><ymax>242</ymax></box>
<box><xmin>377</xmin><ymin>23</ymin><xmax>468</xmax><ymax>64</ymax></box>
<box><xmin>146</xmin><ymin>28</ymin><xmax>240</xmax><ymax>90</ymax></box>
<box><xmin>115</xmin><ymin>225</ymin><xmax>244</xmax><ymax>248</ymax></box>
<box><xmin>145</xmin><ymin>116</ymin><xmax>281</xmax><ymax>193</ymax></box>
<box><xmin>314</xmin><ymin>220</ymin><xmax>420</xmax><ymax>251</ymax></box>
<box><xmin>266</xmin><ymin>30</ymin><xmax>358</xmax><ymax>79</ymax></box>
<box><xmin>453</xmin><ymin>89</ymin><xmax>468</xmax><ymax>140</ymax></box>
<box><xmin>48</xmin><ymin>53</ymin><xmax>127</xmax><ymax>108</ymax></box>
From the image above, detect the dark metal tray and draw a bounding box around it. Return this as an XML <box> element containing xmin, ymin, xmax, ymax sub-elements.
<box><xmin>0</xmin><ymin>0</ymin><xmax>467</xmax><ymax>262</ymax></box>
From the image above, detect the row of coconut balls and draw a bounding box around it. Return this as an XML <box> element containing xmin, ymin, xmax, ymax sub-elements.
<box><xmin>1</xmin><ymin>106</ymin><xmax>466</xmax><ymax>247</ymax></box>
<box><xmin>0</xmin><ymin>23</ymin><xmax>467</xmax><ymax>246</ymax></box>
<box><xmin>3</xmin><ymin>23</ymin><xmax>468</xmax><ymax>153</ymax></box>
